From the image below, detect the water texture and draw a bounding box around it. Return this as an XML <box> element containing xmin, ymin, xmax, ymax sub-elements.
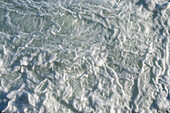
<box><xmin>0</xmin><ymin>0</ymin><xmax>170</xmax><ymax>112</ymax></box>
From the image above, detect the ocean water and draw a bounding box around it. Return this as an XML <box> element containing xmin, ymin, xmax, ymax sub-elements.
<box><xmin>0</xmin><ymin>0</ymin><xmax>170</xmax><ymax>112</ymax></box>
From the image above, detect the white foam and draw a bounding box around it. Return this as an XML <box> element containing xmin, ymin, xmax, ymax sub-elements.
<box><xmin>0</xmin><ymin>0</ymin><xmax>169</xmax><ymax>112</ymax></box>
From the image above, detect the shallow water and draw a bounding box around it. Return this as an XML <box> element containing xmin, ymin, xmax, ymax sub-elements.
<box><xmin>0</xmin><ymin>0</ymin><xmax>170</xmax><ymax>112</ymax></box>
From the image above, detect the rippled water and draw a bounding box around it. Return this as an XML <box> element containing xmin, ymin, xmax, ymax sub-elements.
<box><xmin>0</xmin><ymin>0</ymin><xmax>170</xmax><ymax>112</ymax></box>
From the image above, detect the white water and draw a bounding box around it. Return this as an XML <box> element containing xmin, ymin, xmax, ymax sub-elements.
<box><xmin>0</xmin><ymin>0</ymin><xmax>170</xmax><ymax>112</ymax></box>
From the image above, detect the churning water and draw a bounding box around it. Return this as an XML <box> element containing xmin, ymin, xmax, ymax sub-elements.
<box><xmin>0</xmin><ymin>0</ymin><xmax>170</xmax><ymax>112</ymax></box>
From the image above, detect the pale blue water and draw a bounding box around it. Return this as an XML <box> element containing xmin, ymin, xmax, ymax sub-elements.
<box><xmin>0</xmin><ymin>0</ymin><xmax>170</xmax><ymax>113</ymax></box>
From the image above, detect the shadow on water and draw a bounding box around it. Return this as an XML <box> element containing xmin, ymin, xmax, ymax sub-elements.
<box><xmin>15</xmin><ymin>92</ymin><xmax>30</xmax><ymax>113</ymax></box>
<box><xmin>152</xmin><ymin>11</ymin><xmax>159</xmax><ymax>20</ymax></box>
<box><xmin>167</xmin><ymin>91</ymin><xmax>170</xmax><ymax>100</ymax></box>
<box><xmin>129</xmin><ymin>77</ymin><xmax>139</xmax><ymax>112</ymax></box>
<box><xmin>135</xmin><ymin>0</ymin><xmax>148</xmax><ymax>9</ymax></box>
<box><xmin>0</xmin><ymin>91</ymin><xmax>9</xmax><ymax>113</ymax></box>
<box><xmin>150</xmin><ymin>99</ymin><xmax>158</xmax><ymax>111</ymax></box>
<box><xmin>135</xmin><ymin>0</ymin><xmax>159</xmax><ymax>20</ymax></box>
